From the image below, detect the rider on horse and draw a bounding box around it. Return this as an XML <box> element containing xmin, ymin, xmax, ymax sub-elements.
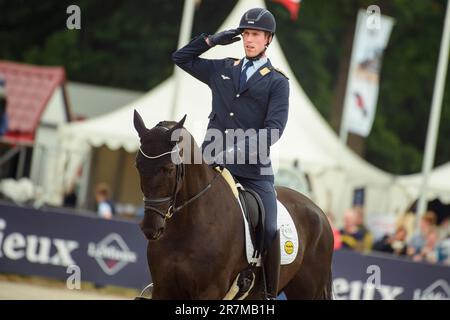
<box><xmin>172</xmin><ymin>8</ymin><xmax>290</xmax><ymax>299</ymax></box>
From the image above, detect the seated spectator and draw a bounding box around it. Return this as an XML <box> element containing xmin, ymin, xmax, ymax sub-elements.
<box><xmin>372</xmin><ymin>226</ymin><xmax>408</xmax><ymax>256</ymax></box>
<box><xmin>412</xmin><ymin>226</ymin><xmax>439</xmax><ymax>264</ymax></box>
<box><xmin>94</xmin><ymin>183</ymin><xmax>116</xmax><ymax>219</ymax></box>
<box><xmin>340</xmin><ymin>208</ymin><xmax>373</xmax><ymax>252</ymax></box>
<box><xmin>407</xmin><ymin>210</ymin><xmax>437</xmax><ymax>258</ymax></box>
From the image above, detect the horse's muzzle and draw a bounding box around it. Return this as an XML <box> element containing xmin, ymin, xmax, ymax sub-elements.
<box><xmin>141</xmin><ymin>226</ymin><xmax>164</xmax><ymax>241</ymax></box>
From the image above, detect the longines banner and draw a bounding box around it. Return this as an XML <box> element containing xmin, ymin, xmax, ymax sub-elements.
<box><xmin>0</xmin><ymin>202</ymin><xmax>150</xmax><ymax>289</ymax></box>
<box><xmin>332</xmin><ymin>250</ymin><xmax>450</xmax><ymax>300</ymax></box>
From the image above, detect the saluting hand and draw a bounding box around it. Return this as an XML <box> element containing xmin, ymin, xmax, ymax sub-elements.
<box><xmin>207</xmin><ymin>29</ymin><xmax>241</xmax><ymax>46</ymax></box>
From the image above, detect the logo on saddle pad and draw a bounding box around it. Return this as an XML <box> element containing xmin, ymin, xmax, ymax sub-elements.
<box><xmin>284</xmin><ymin>241</ymin><xmax>294</xmax><ymax>255</ymax></box>
<box><xmin>281</xmin><ymin>224</ymin><xmax>295</xmax><ymax>254</ymax></box>
<box><xmin>88</xmin><ymin>233</ymin><xmax>137</xmax><ymax>275</ymax></box>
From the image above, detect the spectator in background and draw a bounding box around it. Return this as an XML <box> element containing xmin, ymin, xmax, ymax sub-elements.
<box><xmin>95</xmin><ymin>183</ymin><xmax>115</xmax><ymax>219</ymax></box>
<box><xmin>372</xmin><ymin>226</ymin><xmax>408</xmax><ymax>256</ymax></box>
<box><xmin>340</xmin><ymin>208</ymin><xmax>373</xmax><ymax>252</ymax></box>
<box><xmin>0</xmin><ymin>76</ymin><xmax>8</xmax><ymax>136</ymax></box>
<box><xmin>407</xmin><ymin>210</ymin><xmax>437</xmax><ymax>258</ymax></box>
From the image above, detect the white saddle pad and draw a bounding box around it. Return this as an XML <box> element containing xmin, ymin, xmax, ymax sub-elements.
<box><xmin>239</xmin><ymin>198</ymin><xmax>299</xmax><ymax>266</ymax></box>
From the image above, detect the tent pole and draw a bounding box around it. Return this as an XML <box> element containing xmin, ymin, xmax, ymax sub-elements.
<box><xmin>170</xmin><ymin>0</ymin><xmax>196</xmax><ymax>120</ymax></box>
<box><xmin>416</xmin><ymin>0</ymin><xmax>450</xmax><ymax>227</ymax></box>
<box><xmin>77</xmin><ymin>148</ymin><xmax>93</xmax><ymax>210</ymax></box>
<box><xmin>16</xmin><ymin>145</ymin><xmax>27</xmax><ymax>179</ymax></box>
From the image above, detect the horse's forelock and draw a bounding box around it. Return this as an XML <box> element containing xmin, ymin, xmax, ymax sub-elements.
<box><xmin>139</xmin><ymin>123</ymin><xmax>201</xmax><ymax>165</ymax></box>
<box><xmin>157</xmin><ymin>121</ymin><xmax>177</xmax><ymax>130</ymax></box>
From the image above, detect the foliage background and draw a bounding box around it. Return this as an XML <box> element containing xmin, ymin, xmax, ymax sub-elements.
<box><xmin>0</xmin><ymin>0</ymin><xmax>448</xmax><ymax>174</ymax></box>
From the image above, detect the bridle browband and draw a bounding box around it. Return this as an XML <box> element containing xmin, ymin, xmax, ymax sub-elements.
<box><xmin>139</xmin><ymin>126</ymin><xmax>220</xmax><ymax>221</ymax></box>
<box><xmin>139</xmin><ymin>145</ymin><xmax>179</xmax><ymax>159</ymax></box>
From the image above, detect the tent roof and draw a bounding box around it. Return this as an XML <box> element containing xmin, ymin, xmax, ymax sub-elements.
<box><xmin>0</xmin><ymin>61</ymin><xmax>65</xmax><ymax>143</ymax></box>
<box><xmin>394</xmin><ymin>163</ymin><xmax>450</xmax><ymax>203</ymax></box>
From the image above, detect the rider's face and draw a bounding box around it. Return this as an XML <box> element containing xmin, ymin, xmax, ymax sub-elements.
<box><xmin>242</xmin><ymin>29</ymin><xmax>271</xmax><ymax>58</ymax></box>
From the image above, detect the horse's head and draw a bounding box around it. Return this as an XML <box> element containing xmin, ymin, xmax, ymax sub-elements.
<box><xmin>133</xmin><ymin>110</ymin><xmax>186</xmax><ymax>240</ymax></box>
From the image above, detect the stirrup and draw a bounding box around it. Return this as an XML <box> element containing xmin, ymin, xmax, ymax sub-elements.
<box><xmin>135</xmin><ymin>283</ymin><xmax>153</xmax><ymax>300</ymax></box>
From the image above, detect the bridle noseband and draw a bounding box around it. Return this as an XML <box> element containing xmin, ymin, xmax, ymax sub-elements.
<box><xmin>139</xmin><ymin>129</ymin><xmax>219</xmax><ymax>221</ymax></box>
<box><xmin>141</xmin><ymin>148</ymin><xmax>184</xmax><ymax>220</ymax></box>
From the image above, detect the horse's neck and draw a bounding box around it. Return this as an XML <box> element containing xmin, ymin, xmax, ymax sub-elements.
<box><xmin>169</xmin><ymin>131</ymin><xmax>216</xmax><ymax>226</ymax></box>
<box><xmin>169</xmin><ymin>130</ymin><xmax>237</xmax><ymax>231</ymax></box>
<box><xmin>177</xmin><ymin>162</ymin><xmax>215</xmax><ymax>211</ymax></box>
<box><xmin>179</xmin><ymin>131</ymin><xmax>215</xmax><ymax>198</ymax></box>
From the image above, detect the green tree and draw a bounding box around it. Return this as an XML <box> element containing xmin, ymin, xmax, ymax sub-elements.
<box><xmin>1</xmin><ymin>0</ymin><xmax>448</xmax><ymax>174</ymax></box>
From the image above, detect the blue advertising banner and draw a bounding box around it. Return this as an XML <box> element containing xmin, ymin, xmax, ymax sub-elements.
<box><xmin>1</xmin><ymin>201</ymin><xmax>449</xmax><ymax>299</ymax></box>
<box><xmin>332</xmin><ymin>249</ymin><xmax>450</xmax><ymax>300</ymax></box>
<box><xmin>0</xmin><ymin>202</ymin><xmax>150</xmax><ymax>290</ymax></box>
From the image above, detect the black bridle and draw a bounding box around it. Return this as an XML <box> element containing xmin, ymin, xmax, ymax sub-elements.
<box><xmin>139</xmin><ymin>130</ymin><xmax>220</xmax><ymax>221</ymax></box>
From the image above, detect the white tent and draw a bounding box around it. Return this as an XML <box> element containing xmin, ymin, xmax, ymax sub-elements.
<box><xmin>53</xmin><ymin>0</ymin><xmax>395</xmax><ymax>222</ymax></box>
<box><xmin>387</xmin><ymin>163</ymin><xmax>450</xmax><ymax>215</ymax></box>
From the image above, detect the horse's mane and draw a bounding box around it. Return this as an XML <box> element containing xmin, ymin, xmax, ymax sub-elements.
<box><xmin>157</xmin><ymin>121</ymin><xmax>177</xmax><ymax>129</ymax></box>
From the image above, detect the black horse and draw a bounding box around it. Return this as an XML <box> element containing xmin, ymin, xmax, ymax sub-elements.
<box><xmin>133</xmin><ymin>110</ymin><xmax>334</xmax><ymax>299</ymax></box>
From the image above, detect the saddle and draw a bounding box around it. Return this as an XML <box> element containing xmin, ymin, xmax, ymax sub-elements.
<box><xmin>214</xmin><ymin>166</ymin><xmax>265</xmax><ymax>258</ymax></box>
<box><xmin>238</xmin><ymin>188</ymin><xmax>265</xmax><ymax>258</ymax></box>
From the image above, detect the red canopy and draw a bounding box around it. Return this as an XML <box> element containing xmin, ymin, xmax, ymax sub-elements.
<box><xmin>0</xmin><ymin>61</ymin><xmax>66</xmax><ymax>144</ymax></box>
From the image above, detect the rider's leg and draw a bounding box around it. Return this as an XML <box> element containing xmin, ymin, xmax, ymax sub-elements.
<box><xmin>258</xmin><ymin>185</ymin><xmax>279</xmax><ymax>300</ymax></box>
<box><xmin>264</xmin><ymin>229</ymin><xmax>280</xmax><ymax>299</ymax></box>
<box><xmin>236</xmin><ymin>178</ymin><xmax>280</xmax><ymax>299</ymax></box>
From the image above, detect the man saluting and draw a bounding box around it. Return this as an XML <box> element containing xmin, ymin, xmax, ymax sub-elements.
<box><xmin>172</xmin><ymin>8</ymin><xmax>289</xmax><ymax>300</ymax></box>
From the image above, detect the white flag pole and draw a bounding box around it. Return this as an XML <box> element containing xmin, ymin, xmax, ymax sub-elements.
<box><xmin>170</xmin><ymin>0</ymin><xmax>196</xmax><ymax>120</ymax></box>
<box><xmin>416</xmin><ymin>0</ymin><xmax>450</xmax><ymax>225</ymax></box>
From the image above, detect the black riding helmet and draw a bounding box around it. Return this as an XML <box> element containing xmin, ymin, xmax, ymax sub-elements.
<box><xmin>238</xmin><ymin>8</ymin><xmax>276</xmax><ymax>35</ymax></box>
<box><xmin>238</xmin><ymin>8</ymin><xmax>276</xmax><ymax>61</ymax></box>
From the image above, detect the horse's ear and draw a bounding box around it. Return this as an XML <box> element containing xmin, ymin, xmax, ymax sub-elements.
<box><xmin>176</xmin><ymin>114</ymin><xmax>187</xmax><ymax>128</ymax></box>
<box><xmin>133</xmin><ymin>110</ymin><xmax>147</xmax><ymax>138</ymax></box>
<box><xmin>166</xmin><ymin>114</ymin><xmax>187</xmax><ymax>143</ymax></box>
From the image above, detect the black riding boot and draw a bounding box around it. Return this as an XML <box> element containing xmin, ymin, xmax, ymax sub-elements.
<box><xmin>263</xmin><ymin>230</ymin><xmax>280</xmax><ymax>300</ymax></box>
